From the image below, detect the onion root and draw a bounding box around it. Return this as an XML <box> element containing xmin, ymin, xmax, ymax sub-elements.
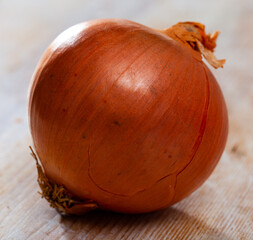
<box><xmin>29</xmin><ymin>146</ymin><xmax>98</xmax><ymax>215</ymax></box>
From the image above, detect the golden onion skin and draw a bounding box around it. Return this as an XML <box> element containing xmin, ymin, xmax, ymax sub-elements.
<box><xmin>28</xmin><ymin>19</ymin><xmax>228</xmax><ymax>214</ymax></box>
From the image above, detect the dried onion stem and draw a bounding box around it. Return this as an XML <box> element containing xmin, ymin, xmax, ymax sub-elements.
<box><xmin>161</xmin><ymin>22</ymin><xmax>226</xmax><ymax>68</ymax></box>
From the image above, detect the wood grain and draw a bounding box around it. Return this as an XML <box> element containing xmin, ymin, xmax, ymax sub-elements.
<box><xmin>0</xmin><ymin>137</ymin><xmax>252</xmax><ymax>239</ymax></box>
<box><xmin>0</xmin><ymin>0</ymin><xmax>252</xmax><ymax>239</ymax></box>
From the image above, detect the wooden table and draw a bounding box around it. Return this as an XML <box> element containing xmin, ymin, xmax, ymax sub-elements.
<box><xmin>0</xmin><ymin>0</ymin><xmax>252</xmax><ymax>239</ymax></box>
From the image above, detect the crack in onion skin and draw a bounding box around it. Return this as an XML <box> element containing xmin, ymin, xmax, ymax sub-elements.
<box><xmin>28</xmin><ymin>19</ymin><xmax>228</xmax><ymax>214</ymax></box>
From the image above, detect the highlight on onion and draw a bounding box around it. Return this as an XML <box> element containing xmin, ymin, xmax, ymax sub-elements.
<box><xmin>28</xmin><ymin>19</ymin><xmax>228</xmax><ymax>215</ymax></box>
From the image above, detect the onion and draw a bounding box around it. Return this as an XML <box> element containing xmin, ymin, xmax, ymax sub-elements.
<box><xmin>28</xmin><ymin>19</ymin><xmax>228</xmax><ymax>214</ymax></box>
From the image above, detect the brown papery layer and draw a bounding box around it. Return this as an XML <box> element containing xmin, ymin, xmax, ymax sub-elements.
<box><xmin>160</xmin><ymin>22</ymin><xmax>226</xmax><ymax>68</ymax></box>
<box><xmin>28</xmin><ymin>19</ymin><xmax>228</xmax><ymax>214</ymax></box>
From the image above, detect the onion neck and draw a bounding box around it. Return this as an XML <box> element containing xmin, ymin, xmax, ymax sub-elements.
<box><xmin>159</xmin><ymin>22</ymin><xmax>225</xmax><ymax>69</ymax></box>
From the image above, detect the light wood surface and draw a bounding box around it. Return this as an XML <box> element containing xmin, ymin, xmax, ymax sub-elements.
<box><xmin>0</xmin><ymin>0</ymin><xmax>252</xmax><ymax>239</ymax></box>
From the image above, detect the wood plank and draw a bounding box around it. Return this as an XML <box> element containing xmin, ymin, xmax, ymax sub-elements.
<box><xmin>0</xmin><ymin>0</ymin><xmax>253</xmax><ymax>239</ymax></box>
<box><xmin>0</xmin><ymin>136</ymin><xmax>252</xmax><ymax>239</ymax></box>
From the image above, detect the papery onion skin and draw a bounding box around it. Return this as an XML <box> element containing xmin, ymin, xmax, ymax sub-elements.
<box><xmin>28</xmin><ymin>19</ymin><xmax>228</xmax><ymax>214</ymax></box>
